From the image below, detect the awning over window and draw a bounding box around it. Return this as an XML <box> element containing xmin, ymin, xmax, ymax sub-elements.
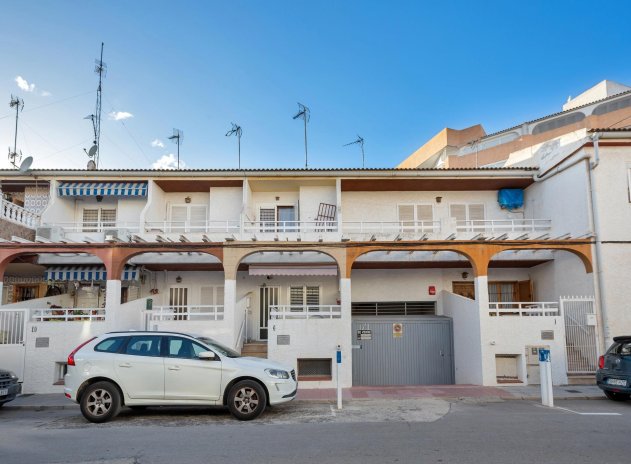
<box><xmin>248</xmin><ymin>265</ymin><xmax>337</xmax><ymax>276</ymax></box>
<box><xmin>45</xmin><ymin>266</ymin><xmax>139</xmax><ymax>281</ymax></box>
<box><xmin>57</xmin><ymin>182</ymin><xmax>148</xmax><ymax>197</ymax></box>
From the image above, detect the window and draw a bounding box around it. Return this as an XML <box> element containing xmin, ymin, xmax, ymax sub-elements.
<box><xmin>54</xmin><ymin>362</ymin><xmax>68</xmax><ymax>385</ymax></box>
<box><xmin>398</xmin><ymin>204</ymin><xmax>434</xmax><ymax>231</ymax></box>
<box><xmin>488</xmin><ymin>282</ymin><xmax>517</xmax><ymax>303</ymax></box>
<box><xmin>450</xmin><ymin>203</ymin><xmax>485</xmax><ymax>231</ymax></box>
<box><xmin>95</xmin><ymin>337</ymin><xmax>126</xmax><ymax>353</ymax></box>
<box><xmin>289</xmin><ymin>285</ymin><xmax>320</xmax><ymax>311</ymax></box>
<box><xmin>166</xmin><ymin>337</ymin><xmax>209</xmax><ymax>359</ymax></box>
<box><xmin>82</xmin><ymin>208</ymin><xmax>117</xmax><ymax>232</ymax></box>
<box><xmin>124</xmin><ymin>335</ymin><xmax>162</xmax><ymax>357</ymax></box>
<box><xmin>169</xmin><ymin>204</ymin><xmax>208</xmax><ymax>232</ymax></box>
<box><xmin>297</xmin><ymin>358</ymin><xmax>332</xmax><ymax>381</ymax></box>
<box><xmin>609</xmin><ymin>342</ymin><xmax>631</xmax><ymax>356</ymax></box>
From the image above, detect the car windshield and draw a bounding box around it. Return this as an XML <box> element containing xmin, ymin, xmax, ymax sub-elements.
<box><xmin>196</xmin><ymin>336</ymin><xmax>241</xmax><ymax>358</ymax></box>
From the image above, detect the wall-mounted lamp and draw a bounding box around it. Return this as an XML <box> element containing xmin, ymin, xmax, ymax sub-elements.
<box><xmin>462</xmin><ymin>272</ymin><xmax>469</xmax><ymax>279</ymax></box>
<box><xmin>175</xmin><ymin>276</ymin><xmax>182</xmax><ymax>283</ymax></box>
<box><xmin>275</xmin><ymin>196</ymin><xmax>280</xmax><ymax>201</ymax></box>
<box><xmin>185</xmin><ymin>196</ymin><xmax>191</xmax><ymax>204</ymax></box>
<box><xmin>435</xmin><ymin>196</ymin><xmax>442</xmax><ymax>203</ymax></box>
<box><xmin>96</xmin><ymin>195</ymin><xmax>104</xmax><ymax>202</ymax></box>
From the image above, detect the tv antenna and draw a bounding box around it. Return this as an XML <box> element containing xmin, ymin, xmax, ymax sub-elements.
<box><xmin>344</xmin><ymin>135</ymin><xmax>366</xmax><ymax>168</ymax></box>
<box><xmin>225</xmin><ymin>123</ymin><xmax>243</xmax><ymax>169</ymax></box>
<box><xmin>168</xmin><ymin>128</ymin><xmax>183</xmax><ymax>169</ymax></box>
<box><xmin>84</xmin><ymin>42</ymin><xmax>106</xmax><ymax>169</ymax></box>
<box><xmin>7</xmin><ymin>95</ymin><xmax>24</xmax><ymax>168</ymax></box>
<box><xmin>292</xmin><ymin>102</ymin><xmax>310</xmax><ymax>168</ymax></box>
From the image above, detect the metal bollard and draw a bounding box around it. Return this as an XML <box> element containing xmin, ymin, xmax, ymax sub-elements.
<box><xmin>539</xmin><ymin>348</ymin><xmax>554</xmax><ymax>407</ymax></box>
<box><xmin>336</xmin><ymin>345</ymin><xmax>342</xmax><ymax>410</ymax></box>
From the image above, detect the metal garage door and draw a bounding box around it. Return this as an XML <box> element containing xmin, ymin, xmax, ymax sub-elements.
<box><xmin>352</xmin><ymin>316</ymin><xmax>454</xmax><ymax>386</ymax></box>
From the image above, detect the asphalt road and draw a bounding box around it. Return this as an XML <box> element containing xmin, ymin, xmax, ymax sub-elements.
<box><xmin>1</xmin><ymin>398</ymin><xmax>630</xmax><ymax>464</ymax></box>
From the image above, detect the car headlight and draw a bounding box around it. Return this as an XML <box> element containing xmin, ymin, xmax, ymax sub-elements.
<box><xmin>265</xmin><ymin>368</ymin><xmax>290</xmax><ymax>379</ymax></box>
<box><xmin>8</xmin><ymin>371</ymin><xmax>18</xmax><ymax>380</ymax></box>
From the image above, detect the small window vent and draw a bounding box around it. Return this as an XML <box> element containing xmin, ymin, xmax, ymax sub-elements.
<box><xmin>277</xmin><ymin>335</ymin><xmax>290</xmax><ymax>346</ymax></box>
<box><xmin>541</xmin><ymin>330</ymin><xmax>554</xmax><ymax>341</ymax></box>
<box><xmin>297</xmin><ymin>358</ymin><xmax>332</xmax><ymax>380</ymax></box>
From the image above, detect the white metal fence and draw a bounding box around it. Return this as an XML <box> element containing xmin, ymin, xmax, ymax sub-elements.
<box><xmin>30</xmin><ymin>308</ymin><xmax>105</xmax><ymax>322</ymax></box>
<box><xmin>146</xmin><ymin>305</ymin><xmax>225</xmax><ymax>321</ymax></box>
<box><xmin>343</xmin><ymin>221</ymin><xmax>440</xmax><ymax>235</ymax></box>
<box><xmin>488</xmin><ymin>302</ymin><xmax>559</xmax><ymax>317</ymax></box>
<box><xmin>562</xmin><ymin>296</ymin><xmax>598</xmax><ymax>374</ymax></box>
<box><xmin>0</xmin><ymin>309</ymin><xmax>27</xmax><ymax>344</ymax></box>
<box><xmin>456</xmin><ymin>219</ymin><xmax>552</xmax><ymax>233</ymax></box>
<box><xmin>270</xmin><ymin>305</ymin><xmax>342</xmax><ymax>319</ymax></box>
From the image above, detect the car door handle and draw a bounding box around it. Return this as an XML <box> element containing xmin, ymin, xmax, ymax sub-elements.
<box><xmin>168</xmin><ymin>366</ymin><xmax>181</xmax><ymax>371</ymax></box>
<box><xmin>118</xmin><ymin>363</ymin><xmax>132</xmax><ymax>368</ymax></box>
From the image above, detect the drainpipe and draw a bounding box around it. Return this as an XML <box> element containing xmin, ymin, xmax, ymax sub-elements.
<box><xmin>532</xmin><ymin>133</ymin><xmax>609</xmax><ymax>351</ymax></box>
<box><xmin>587</xmin><ymin>133</ymin><xmax>611</xmax><ymax>349</ymax></box>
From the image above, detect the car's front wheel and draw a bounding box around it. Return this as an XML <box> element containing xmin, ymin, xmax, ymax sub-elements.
<box><xmin>604</xmin><ymin>390</ymin><xmax>630</xmax><ymax>402</ymax></box>
<box><xmin>227</xmin><ymin>380</ymin><xmax>267</xmax><ymax>421</ymax></box>
<box><xmin>80</xmin><ymin>381</ymin><xmax>121</xmax><ymax>423</ymax></box>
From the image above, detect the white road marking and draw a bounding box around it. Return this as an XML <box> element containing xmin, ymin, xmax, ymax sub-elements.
<box><xmin>553</xmin><ymin>406</ymin><xmax>621</xmax><ymax>416</ymax></box>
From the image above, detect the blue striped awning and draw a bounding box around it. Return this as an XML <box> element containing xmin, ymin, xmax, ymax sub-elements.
<box><xmin>45</xmin><ymin>266</ymin><xmax>139</xmax><ymax>281</ymax></box>
<box><xmin>57</xmin><ymin>182</ymin><xmax>148</xmax><ymax>197</ymax></box>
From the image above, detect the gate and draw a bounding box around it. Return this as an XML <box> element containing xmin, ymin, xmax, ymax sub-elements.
<box><xmin>562</xmin><ymin>297</ymin><xmax>598</xmax><ymax>374</ymax></box>
<box><xmin>0</xmin><ymin>309</ymin><xmax>28</xmax><ymax>380</ymax></box>
<box><xmin>352</xmin><ymin>316</ymin><xmax>454</xmax><ymax>386</ymax></box>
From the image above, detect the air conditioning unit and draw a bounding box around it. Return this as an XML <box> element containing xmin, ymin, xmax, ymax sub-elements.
<box><xmin>104</xmin><ymin>228</ymin><xmax>131</xmax><ymax>242</ymax></box>
<box><xmin>35</xmin><ymin>226</ymin><xmax>65</xmax><ymax>242</ymax></box>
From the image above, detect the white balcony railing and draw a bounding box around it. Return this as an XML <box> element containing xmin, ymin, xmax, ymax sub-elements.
<box><xmin>270</xmin><ymin>305</ymin><xmax>342</xmax><ymax>319</ymax></box>
<box><xmin>488</xmin><ymin>302</ymin><xmax>560</xmax><ymax>317</ymax></box>
<box><xmin>343</xmin><ymin>221</ymin><xmax>440</xmax><ymax>235</ymax></box>
<box><xmin>42</xmin><ymin>221</ymin><xmax>141</xmax><ymax>233</ymax></box>
<box><xmin>31</xmin><ymin>308</ymin><xmax>105</xmax><ymax>322</ymax></box>
<box><xmin>457</xmin><ymin>219</ymin><xmax>552</xmax><ymax>233</ymax></box>
<box><xmin>1</xmin><ymin>199</ymin><xmax>40</xmax><ymax>229</ymax></box>
<box><xmin>243</xmin><ymin>220</ymin><xmax>338</xmax><ymax>234</ymax></box>
<box><xmin>144</xmin><ymin>221</ymin><xmax>240</xmax><ymax>234</ymax></box>
<box><xmin>147</xmin><ymin>305</ymin><xmax>225</xmax><ymax>321</ymax></box>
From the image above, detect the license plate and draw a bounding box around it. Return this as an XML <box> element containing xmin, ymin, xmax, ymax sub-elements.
<box><xmin>0</xmin><ymin>389</ymin><xmax>7</xmax><ymax>396</ymax></box>
<box><xmin>607</xmin><ymin>378</ymin><xmax>627</xmax><ymax>386</ymax></box>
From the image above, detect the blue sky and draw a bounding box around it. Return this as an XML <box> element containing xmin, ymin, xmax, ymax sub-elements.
<box><xmin>1</xmin><ymin>1</ymin><xmax>630</xmax><ymax>170</ymax></box>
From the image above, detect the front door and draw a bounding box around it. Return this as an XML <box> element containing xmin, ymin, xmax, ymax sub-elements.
<box><xmin>259</xmin><ymin>286</ymin><xmax>279</xmax><ymax>340</ymax></box>
<box><xmin>170</xmin><ymin>287</ymin><xmax>188</xmax><ymax>320</ymax></box>
<box><xmin>163</xmin><ymin>336</ymin><xmax>223</xmax><ymax>400</ymax></box>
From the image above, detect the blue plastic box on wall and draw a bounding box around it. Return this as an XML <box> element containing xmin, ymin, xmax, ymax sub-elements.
<box><xmin>498</xmin><ymin>189</ymin><xmax>524</xmax><ymax>210</ymax></box>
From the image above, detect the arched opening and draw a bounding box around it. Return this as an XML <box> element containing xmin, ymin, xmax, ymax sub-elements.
<box><xmin>116</xmin><ymin>251</ymin><xmax>228</xmax><ymax>344</ymax></box>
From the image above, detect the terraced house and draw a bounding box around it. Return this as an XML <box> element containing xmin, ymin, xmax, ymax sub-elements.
<box><xmin>2</xmin><ymin>80</ymin><xmax>630</xmax><ymax>394</ymax></box>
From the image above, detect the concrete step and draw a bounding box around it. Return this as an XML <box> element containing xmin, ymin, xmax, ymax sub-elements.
<box><xmin>241</xmin><ymin>342</ymin><xmax>268</xmax><ymax>358</ymax></box>
<box><xmin>567</xmin><ymin>374</ymin><xmax>596</xmax><ymax>385</ymax></box>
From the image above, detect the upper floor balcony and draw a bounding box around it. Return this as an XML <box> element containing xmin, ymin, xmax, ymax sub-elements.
<box><xmin>1</xmin><ymin>199</ymin><xmax>41</xmax><ymax>230</ymax></box>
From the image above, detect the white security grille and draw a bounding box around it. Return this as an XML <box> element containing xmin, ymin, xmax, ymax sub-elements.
<box><xmin>0</xmin><ymin>310</ymin><xmax>26</xmax><ymax>345</ymax></box>
<box><xmin>562</xmin><ymin>296</ymin><xmax>598</xmax><ymax>374</ymax></box>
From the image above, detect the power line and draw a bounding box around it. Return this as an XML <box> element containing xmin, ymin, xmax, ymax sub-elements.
<box><xmin>0</xmin><ymin>90</ymin><xmax>95</xmax><ymax>121</ymax></box>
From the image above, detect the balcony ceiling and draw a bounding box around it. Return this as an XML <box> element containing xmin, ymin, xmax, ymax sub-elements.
<box><xmin>1</xmin><ymin>179</ymin><xmax>50</xmax><ymax>192</ymax></box>
<box><xmin>341</xmin><ymin>177</ymin><xmax>534</xmax><ymax>191</ymax></box>
<box><xmin>154</xmin><ymin>179</ymin><xmax>243</xmax><ymax>192</ymax></box>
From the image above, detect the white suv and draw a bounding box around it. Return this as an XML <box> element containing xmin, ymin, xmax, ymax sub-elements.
<box><xmin>64</xmin><ymin>331</ymin><xmax>297</xmax><ymax>423</ymax></box>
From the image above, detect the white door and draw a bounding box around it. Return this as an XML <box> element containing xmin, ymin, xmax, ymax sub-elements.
<box><xmin>163</xmin><ymin>336</ymin><xmax>223</xmax><ymax>400</ymax></box>
<box><xmin>170</xmin><ymin>287</ymin><xmax>188</xmax><ymax>320</ymax></box>
<box><xmin>114</xmin><ymin>335</ymin><xmax>164</xmax><ymax>399</ymax></box>
<box><xmin>258</xmin><ymin>286</ymin><xmax>279</xmax><ymax>340</ymax></box>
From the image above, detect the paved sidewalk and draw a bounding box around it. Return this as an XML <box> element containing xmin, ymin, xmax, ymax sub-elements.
<box><xmin>4</xmin><ymin>384</ymin><xmax>603</xmax><ymax>410</ymax></box>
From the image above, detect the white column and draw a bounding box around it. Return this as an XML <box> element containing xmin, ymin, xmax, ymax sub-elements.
<box><xmin>474</xmin><ymin>275</ymin><xmax>496</xmax><ymax>386</ymax></box>
<box><xmin>105</xmin><ymin>280</ymin><xmax>122</xmax><ymax>332</ymax></box>
<box><xmin>224</xmin><ymin>279</ymin><xmax>237</xmax><ymax>347</ymax></box>
<box><xmin>0</xmin><ymin>281</ymin><xmax>4</xmax><ymax>305</ymax></box>
<box><xmin>339</xmin><ymin>277</ymin><xmax>353</xmax><ymax>388</ymax></box>
<box><xmin>335</xmin><ymin>178</ymin><xmax>343</xmax><ymax>237</ymax></box>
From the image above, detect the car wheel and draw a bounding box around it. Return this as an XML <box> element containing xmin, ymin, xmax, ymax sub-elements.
<box><xmin>80</xmin><ymin>381</ymin><xmax>121</xmax><ymax>423</ymax></box>
<box><xmin>604</xmin><ymin>390</ymin><xmax>630</xmax><ymax>402</ymax></box>
<box><xmin>227</xmin><ymin>380</ymin><xmax>267</xmax><ymax>421</ymax></box>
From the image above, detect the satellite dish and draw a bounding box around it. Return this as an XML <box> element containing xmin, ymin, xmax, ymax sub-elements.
<box><xmin>18</xmin><ymin>156</ymin><xmax>33</xmax><ymax>173</ymax></box>
<box><xmin>88</xmin><ymin>145</ymin><xmax>98</xmax><ymax>157</ymax></box>
<box><xmin>87</xmin><ymin>160</ymin><xmax>97</xmax><ymax>170</ymax></box>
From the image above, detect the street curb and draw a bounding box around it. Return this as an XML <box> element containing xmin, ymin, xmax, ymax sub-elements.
<box><xmin>3</xmin><ymin>395</ymin><xmax>606</xmax><ymax>410</ymax></box>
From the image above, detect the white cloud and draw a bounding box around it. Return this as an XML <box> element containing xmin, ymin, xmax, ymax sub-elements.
<box><xmin>108</xmin><ymin>111</ymin><xmax>134</xmax><ymax>121</ymax></box>
<box><xmin>152</xmin><ymin>154</ymin><xmax>185</xmax><ymax>169</ymax></box>
<box><xmin>40</xmin><ymin>90</ymin><xmax>52</xmax><ymax>97</ymax></box>
<box><xmin>150</xmin><ymin>139</ymin><xmax>165</xmax><ymax>148</ymax></box>
<box><xmin>15</xmin><ymin>76</ymin><xmax>35</xmax><ymax>92</ymax></box>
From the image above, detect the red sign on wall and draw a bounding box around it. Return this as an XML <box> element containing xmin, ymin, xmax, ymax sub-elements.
<box><xmin>428</xmin><ymin>286</ymin><xmax>436</xmax><ymax>295</ymax></box>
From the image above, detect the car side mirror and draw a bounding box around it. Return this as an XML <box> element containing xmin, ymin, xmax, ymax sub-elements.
<box><xmin>198</xmin><ymin>351</ymin><xmax>217</xmax><ymax>361</ymax></box>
